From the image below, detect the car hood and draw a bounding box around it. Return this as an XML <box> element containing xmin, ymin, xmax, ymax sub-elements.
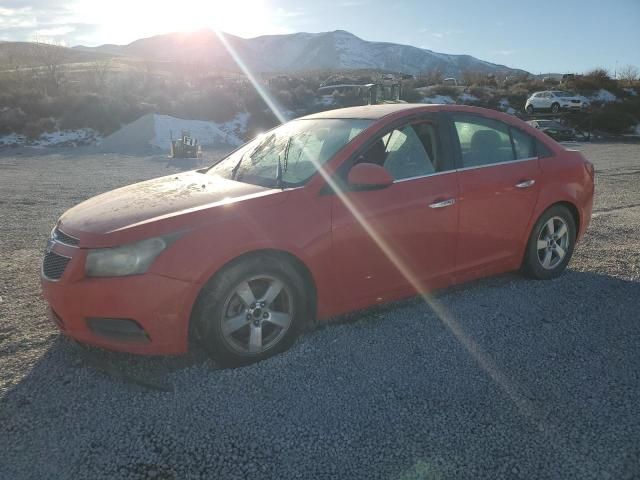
<box><xmin>59</xmin><ymin>171</ymin><xmax>283</xmax><ymax>245</ymax></box>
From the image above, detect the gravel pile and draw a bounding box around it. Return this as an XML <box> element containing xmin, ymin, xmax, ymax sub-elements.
<box><xmin>1</xmin><ymin>143</ymin><xmax>639</xmax><ymax>479</ymax></box>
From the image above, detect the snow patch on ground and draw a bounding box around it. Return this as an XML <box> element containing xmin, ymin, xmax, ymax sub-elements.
<box><xmin>498</xmin><ymin>98</ymin><xmax>516</xmax><ymax>115</ymax></box>
<box><xmin>421</xmin><ymin>95</ymin><xmax>455</xmax><ymax>105</ymax></box>
<box><xmin>218</xmin><ymin>112</ymin><xmax>250</xmax><ymax>141</ymax></box>
<box><xmin>458</xmin><ymin>92</ymin><xmax>479</xmax><ymax>103</ymax></box>
<box><xmin>99</xmin><ymin>113</ymin><xmax>244</xmax><ymax>154</ymax></box>
<box><xmin>150</xmin><ymin>115</ymin><xmax>243</xmax><ymax>150</ymax></box>
<box><xmin>0</xmin><ymin>133</ymin><xmax>25</xmax><ymax>147</ymax></box>
<box><xmin>591</xmin><ymin>89</ymin><xmax>617</xmax><ymax>103</ymax></box>
<box><xmin>0</xmin><ymin>129</ymin><xmax>100</xmax><ymax>148</ymax></box>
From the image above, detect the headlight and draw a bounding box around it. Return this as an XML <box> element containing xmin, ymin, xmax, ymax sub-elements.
<box><xmin>86</xmin><ymin>236</ymin><xmax>172</xmax><ymax>277</ymax></box>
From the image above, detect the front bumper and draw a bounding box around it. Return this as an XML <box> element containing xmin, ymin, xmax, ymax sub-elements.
<box><xmin>560</xmin><ymin>102</ymin><xmax>587</xmax><ymax>110</ymax></box>
<box><xmin>41</xmin><ymin>243</ymin><xmax>196</xmax><ymax>355</ymax></box>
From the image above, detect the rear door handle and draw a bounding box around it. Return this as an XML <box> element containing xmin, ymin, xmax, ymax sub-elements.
<box><xmin>515</xmin><ymin>179</ymin><xmax>536</xmax><ymax>188</ymax></box>
<box><xmin>429</xmin><ymin>198</ymin><xmax>456</xmax><ymax>209</ymax></box>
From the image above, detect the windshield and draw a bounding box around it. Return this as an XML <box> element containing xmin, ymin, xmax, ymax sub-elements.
<box><xmin>206</xmin><ymin>118</ymin><xmax>373</xmax><ymax>188</ymax></box>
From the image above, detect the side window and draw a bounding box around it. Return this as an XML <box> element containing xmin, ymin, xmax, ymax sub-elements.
<box><xmin>453</xmin><ymin>115</ymin><xmax>514</xmax><ymax>167</ymax></box>
<box><xmin>536</xmin><ymin>140</ymin><xmax>553</xmax><ymax>158</ymax></box>
<box><xmin>359</xmin><ymin>122</ymin><xmax>441</xmax><ymax>180</ymax></box>
<box><xmin>510</xmin><ymin>128</ymin><xmax>536</xmax><ymax>159</ymax></box>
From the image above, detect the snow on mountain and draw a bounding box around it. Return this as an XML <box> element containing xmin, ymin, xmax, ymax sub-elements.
<box><xmin>76</xmin><ymin>30</ymin><xmax>527</xmax><ymax>78</ymax></box>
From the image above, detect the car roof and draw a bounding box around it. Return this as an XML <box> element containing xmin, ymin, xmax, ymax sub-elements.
<box><xmin>301</xmin><ymin>103</ymin><xmax>530</xmax><ymax>121</ymax></box>
<box><xmin>300</xmin><ymin>103</ymin><xmax>433</xmax><ymax>120</ymax></box>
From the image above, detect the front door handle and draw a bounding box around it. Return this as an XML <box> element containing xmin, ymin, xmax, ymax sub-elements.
<box><xmin>429</xmin><ymin>198</ymin><xmax>456</xmax><ymax>209</ymax></box>
<box><xmin>515</xmin><ymin>179</ymin><xmax>536</xmax><ymax>188</ymax></box>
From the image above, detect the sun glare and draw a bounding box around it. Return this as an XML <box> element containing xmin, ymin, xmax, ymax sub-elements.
<box><xmin>73</xmin><ymin>0</ymin><xmax>278</xmax><ymax>45</ymax></box>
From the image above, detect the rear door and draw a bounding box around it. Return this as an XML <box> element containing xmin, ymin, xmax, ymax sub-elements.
<box><xmin>448</xmin><ymin>113</ymin><xmax>541</xmax><ymax>273</ymax></box>
<box><xmin>330</xmin><ymin>115</ymin><xmax>459</xmax><ymax>306</ymax></box>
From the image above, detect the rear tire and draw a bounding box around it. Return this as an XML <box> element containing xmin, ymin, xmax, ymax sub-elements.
<box><xmin>194</xmin><ymin>254</ymin><xmax>308</xmax><ymax>367</ymax></box>
<box><xmin>521</xmin><ymin>205</ymin><xmax>576</xmax><ymax>280</ymax></box>
<box><xmin>551</xmin><ymin>102</ymin><xmax>560</xmax><ymax>113</ymax></box>
<box><xmin>526</xmin><ymin>105</ymin><xmax>534</xmax><ymax>115</ymax></box>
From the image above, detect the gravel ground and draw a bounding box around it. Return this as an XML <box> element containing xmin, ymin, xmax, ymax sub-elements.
<box><xmin>0</xmin><ymin>143</ymin><xmax>639</xmax><ymax>479</ymax></box>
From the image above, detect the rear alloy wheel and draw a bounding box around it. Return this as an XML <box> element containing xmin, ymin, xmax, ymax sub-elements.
<box><xmin>526</xmin><ymin>104</ymin><xmax>534</xmax><ymax>115</ymax></box>
<box><xmin>551</xmin><ymin>102</ymin><xmax>560</xmax><ymax>113</ymax></box>
<box><xmin>194</xmin><ymin>255</ymin><xmax>307</xmax><ymax>367</ymax></box>
<box><xmin>522</xmin><ymin>205</ymin><xmax>576</xmax><ymax>280</ymax></box>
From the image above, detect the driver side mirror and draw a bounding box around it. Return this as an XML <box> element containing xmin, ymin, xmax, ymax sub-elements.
<box><xmin>347</xmin><ymin>162</ymin><xmax>394</xmax><ymax>190</ymax></box>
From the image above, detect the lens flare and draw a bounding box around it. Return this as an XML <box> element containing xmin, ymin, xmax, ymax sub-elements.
<box><xmin>215</xmin><ymin>36</ymin><xmax>574</xmax><ymax>457</ymax></box>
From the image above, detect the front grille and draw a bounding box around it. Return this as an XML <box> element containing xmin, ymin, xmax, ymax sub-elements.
<box><xmin>43</xmin><ymin>251</ymin><xmax>71</xmax><ymax>280</ymax></box>
<box><xmin>53</xmin><ymin>227</ymin><xmax>79</xmax><ymax>246</ymax></box>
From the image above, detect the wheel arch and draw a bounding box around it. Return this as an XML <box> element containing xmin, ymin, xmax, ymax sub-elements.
<box><xmin>188</xmin><ymin>248</ymin><xmax>318</xmax><ymax>342</ymax></box>
<box><xmin>520</xmin><ymin>199</ymin><xmax>581</xmax><ymax>266</ymax></box>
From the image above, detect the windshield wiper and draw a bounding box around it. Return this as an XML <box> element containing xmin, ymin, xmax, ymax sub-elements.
<box><xmin>231</xmin><ymin>133</ymin><xmax>275</xmax><ymax>181</ymax></box>
<box><xmin>230</xmin><ymin>150</ymin><xmax>247</xmax><ymax>180</ymax></box>
<box><xmin>276</xmin><ymin>137</ymin><xmax>292</xmax><ymax>189</ymax></box>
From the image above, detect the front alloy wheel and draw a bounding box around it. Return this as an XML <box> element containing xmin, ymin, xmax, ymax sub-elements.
<box><xmin>221</xmin><ymin>276</ymin><xmax>293</xmax><ymax>355</ymax></box>
<box><xmin>194</xmin><ymin>254</ymin><xmax>307</xmax><ymax>367</ymax></box>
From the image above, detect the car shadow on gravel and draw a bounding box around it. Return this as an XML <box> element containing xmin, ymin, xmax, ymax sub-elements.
<box><xmin>1</xmin><ymin>269</ymin><xmax>639</xmax><ymax>479</ymax></box>
<box><xmin>4</xmin><ymin>269</ymin><xmax>640</xmax><ymax>394</ymax></box>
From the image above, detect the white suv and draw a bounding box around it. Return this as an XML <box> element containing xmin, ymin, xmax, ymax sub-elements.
<box><xmin>525</xmin><ymin>91</ymin><xmax>589</xmax><ymax>114</ymax></box>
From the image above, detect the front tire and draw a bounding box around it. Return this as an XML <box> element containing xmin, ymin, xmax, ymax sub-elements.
<box><xmin>521</xmin><ymin>205</ymin><xmax>576</xmax><ymax>280</ymax></box>
<box><xmin>194</xmin><ymin>254</ymin><xmax>307</xmax><ymax>367</ymax></box>
<box><xmin>526</xmin><ymin>104</ymin><xmax>534</xmax><ymax>115</ymax></box>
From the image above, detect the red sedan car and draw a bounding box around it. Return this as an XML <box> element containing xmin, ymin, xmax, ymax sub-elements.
<box><xmin>42</xmin><ymin>104</ymin><xmax>594</xmax><ymax>366</ymax></box>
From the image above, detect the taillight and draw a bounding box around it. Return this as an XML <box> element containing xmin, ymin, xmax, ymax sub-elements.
<box><xmin>584</xmin><ymin>160</ymin><xmax>595</xmax><ymax>180</ymax></box>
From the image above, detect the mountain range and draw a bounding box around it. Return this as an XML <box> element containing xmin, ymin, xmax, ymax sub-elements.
<box><xmin>74</xmin><ymin>29</ymin><xmax>527</xmax><ymax>78</ymax></box>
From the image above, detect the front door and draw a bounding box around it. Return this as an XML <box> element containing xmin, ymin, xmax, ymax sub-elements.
<box><xmin>330</xmin><ymin>117</ymin><xmax>459</xmax><ymax>307</ymax></box>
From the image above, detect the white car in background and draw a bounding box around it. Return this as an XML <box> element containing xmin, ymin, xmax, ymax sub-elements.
<box><xmin>525</xmin><ymin>91</ymin><xmax>590</xmax><ymax>114</ymax></box>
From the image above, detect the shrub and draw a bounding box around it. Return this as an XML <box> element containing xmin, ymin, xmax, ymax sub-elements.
<box><xmin>23</xmin><ymin>117</ymin><xmax>56</xmax><ymax>139</ymax></box>
<box><xmin>591</xmin><ymin>105</ymin><xmax>637</xmax><ymax>134</ymax></box>
<box><xmin>431</xmin><ymin>85</ymin><xmax>457</xmax><ymax>97</ymax></box>
<box><xmin>0</xmin><ymin>107</ymin><xmax>26</xmax><ymax>134</ymax></box>
<box><xmin>401</xmin><ymin>88</ymin><xmax>423</xmax><ymax>103</ymax></box>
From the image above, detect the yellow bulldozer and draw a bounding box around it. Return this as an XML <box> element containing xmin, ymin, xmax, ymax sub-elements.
<box><xmin>170</xmin><ymin>130</ymin><xmax>202</xmax><ymax>159</ymax></box>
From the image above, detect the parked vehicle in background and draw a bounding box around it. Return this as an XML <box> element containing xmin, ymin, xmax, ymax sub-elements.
<box><xmin>527</xmin><ymin>119</ymin><xmax>575</xmax><ymax>141</ymax></box>
<box><xmin>525</xmin><ymin>91</ymin><xmax>590</xmax><ymax>114</ymax></box>
<box><xmin>443</xmin><ymin>77</ymin><xmax>458</xmax><ymax>86</ymax></box>
<box><xmin>41</xmin><ymin>104</ymin><xmax>594</xmax><ymax>367</ymax></box>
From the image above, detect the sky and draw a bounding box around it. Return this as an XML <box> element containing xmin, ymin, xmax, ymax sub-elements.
<box><xmin>1</xmin><ymin>0</ymin><xmax>638</xmax><ymax>74</ymax></box>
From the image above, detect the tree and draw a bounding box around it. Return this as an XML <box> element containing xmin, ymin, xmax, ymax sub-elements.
<box><xmin>618</xmin><ymin>65</ymin><xmax>639</xmax><ymax>86</ymax></box>
<box><xmin>29</xmin><ymin>38</ymin><xmax>67</xmax><ymax>95</ymax></box>
<box><xmin>89</xmin><ymin>58</ymin><xmax>112</xmax><ymax>93</ymax></box>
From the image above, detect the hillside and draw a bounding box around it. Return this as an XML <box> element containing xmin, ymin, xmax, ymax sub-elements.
<box><xmin>73</xmin><ymin>29</ymin><xmax>527</xmax><ymax>77</ymax></box>
<box><xmin>0</xmin><ymin>41</ymin><xmax>110</xmax><ymax>69</ymax></box>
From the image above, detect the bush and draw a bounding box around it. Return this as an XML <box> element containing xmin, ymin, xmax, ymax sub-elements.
<box><xmin>59</xmin><ymin>94</ymin><xmax>145</xmax><ymax>134</ymax></box>
<box><xmin>0</xmin><ymin>107</ymin><xmax>26</xmax><ymax>134</ymax></box>
<box><xmin>591</xmin><ymin>105</ymin><xmax>637</xmax><ymax>134</ymax></box>
<box><xmin>245</xmin><ymin>109</ymin><xmax>280</xmax><ymax>139</ymax></box>
<box><xmin>570</xmin><ymin>68</ymin><xmax>618</xmax><ymax>94</ymax></box>
<box><xmin>24</xmin><ymin>117</ymin><xmax>56</xmax><ymax>139</ymax></box>
<box><xmin>431</xmin><ymin>85</ymin><xmax>457</xmax><ymax>97</ymax></box>
<box><xmin>401</xmin><ymin>88</ymin><xmax>423</xmax><ymax>103</ymax></box>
